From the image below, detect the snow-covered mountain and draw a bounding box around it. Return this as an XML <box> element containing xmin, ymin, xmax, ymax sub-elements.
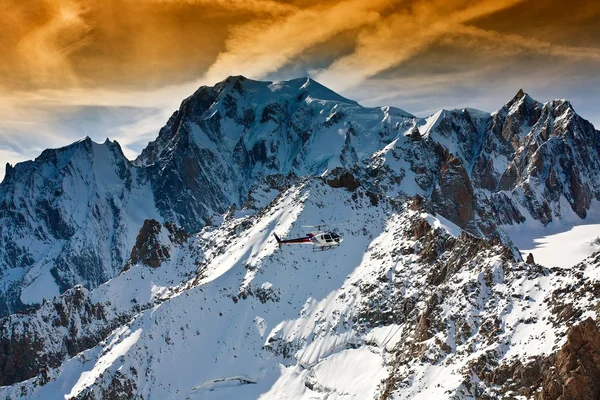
<box><xmin>1</xmin><ymin>76</ymin><xmax>600</xmax><ymax>399</ymax></box>
<box><xmin>0</xmin><ymin>138</ymin><xmax>161</xmax><ymax>316</ymax></box>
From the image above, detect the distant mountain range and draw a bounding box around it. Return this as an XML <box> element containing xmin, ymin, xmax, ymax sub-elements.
<box><xmin>1</xmin><ymin>76</ymin><xmax>600</xmax><ymax>399</ymax></box>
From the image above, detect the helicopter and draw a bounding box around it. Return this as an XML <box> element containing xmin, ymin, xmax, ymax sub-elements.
<box><xmin>273</xmin><ymin>225</ymin><xmax>343</xmax><ymax>251</ymax></box>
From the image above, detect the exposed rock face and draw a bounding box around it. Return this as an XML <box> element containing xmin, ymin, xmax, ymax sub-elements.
<box><xmin>128</xmin><ymin>219</ymin><xmax>167</xmax><ymax>268</ymax></box>
<box><xmin>0</xmin><ymin>218</ymin><xmax>194</xmax><ymax>387</ymax></box>
<box><xmin>536</xmin><ymin>318</ymin><xmax>600</xmax><ymax>400</ymax></box>
<box><xmin>473</xmin><ymin>90</ymin><xmax>542</xmax><ymax>191</ymax></box>
<box><xmin>2</xmin><ymin>78</ymin><xmax>600</xmax><ymax>318</ymax></box>
<box><xmin>489</xmin><ymin>318</ymin><xmax>600</xmax><ymax>399</ymax></box>
<box><xmin>0</xmin><ymin>286</ymin><xmax>120</xmax><ymax>386</ymax></box>
<box><xmin>126</xmin><ymin>220</ymin><xmax>189</xmax><ymax>269</ymax></box>
<box><xmin>409</xmin><ymin>194</ymin><xmax>425</xmax><ymax>212</ymax></box>
<box><xmin>325</xmin><ymin>168</ymin><xmax>360</xmax><ymax>191</ymax></box>
<box><xmin>78</xmin><ymin>369</ymin><xmax>138</xmax><ymax>400</ymax></box>
<box><xmin>408</xmin><ymin>127</ymin><xmax>421</xmax><ymax>141</ymax></box>
<box><xmin>432</xmin><ymin>153</ymin><xmax>475</xmax><ymax>230</ymax></box>
<box><xmin>526</xmin><ymin>253</ymin><xmax>535</xmax><ymax>264</ymax></box>
<box><xmin>0</xmin><ymin>138</ymin><xmax>156</xmax><ymax>316</ymax></box>
<box><xmin>472</xmin><ymin>91</ymin><xmax>600</xmax><ymax>225</ymax></box>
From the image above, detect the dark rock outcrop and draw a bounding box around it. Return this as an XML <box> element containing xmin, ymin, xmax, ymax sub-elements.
<box><xmin>0</xmin><ymin>286</ymin><xmax>126</xmax><ymax>386</ymax></box>
<box><xmin>128</xmin><ymin>219</ymin><xmax>169</xmax><ymax>269</ymax></box>
<box><xmin>489</xmin><ymin>318</ymin><xmax>600</xmax><ymax>399</ymax></box>
<box><xmin>432</xmin><ymin>153</ymin><xmax>475</xmax><ymax>230</ymax></box>
<box><xmin>526</xmin><ymin>253</ymin><xmax>535</xmax><ymax>264</ymax></box>
<box><xmin>126</xmin><ymin>220</ymin><xmax>189</xmax><ymax>270</ymax></box>
<box><xmin>536</xmin><ymin>318</ymin><xmax>600</xmax><ymax>400</ymax></box>
<box><xmin>408</xmin><ymin>127</ymin><xmax>421</xmax><ymax>141</ymax></box>
<box><xmin>325</xmin><ymin>168</ymin><xmax>360</xmax><ymax>191</ymax></box>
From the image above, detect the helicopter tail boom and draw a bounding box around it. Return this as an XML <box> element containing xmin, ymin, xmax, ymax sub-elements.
<box><xmin>273</xmin><ymin>233</ymin><xmax>312</xmax><ymax>247</ymax></box>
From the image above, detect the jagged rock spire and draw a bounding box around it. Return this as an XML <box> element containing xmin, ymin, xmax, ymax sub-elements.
<box><xmin>506</xmin><ymin>88</ymin><xmax>529</xmax><ymax>108</ymax></box>
<box><xmin>4</xmin><ymin>163</ymin><xmax>13</xmax><ymax>180</ymax></box>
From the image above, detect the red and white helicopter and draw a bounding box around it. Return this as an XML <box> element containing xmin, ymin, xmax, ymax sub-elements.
<box><xmin>273</xmin><ymin>225</ymin><xmax>343</xmax><ymax>251</ymax></box>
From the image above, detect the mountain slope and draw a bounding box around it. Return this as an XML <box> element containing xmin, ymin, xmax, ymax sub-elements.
<box><xmin>2</xmin><ymin>77</ymin><xmax>599</xmax><ymax>318</ymax></box>
<box><xmin>0</xmin><ymin>138</ymin><xmax>161</xmax><ymax>315</ymax></box>
<box><xmin>1</xmin><ymin>76</ymin><xmax>600</xmax><ymax>399</ymax></box>
<box><xmin>2</xmin><ymin>178</ymin><xmax>599</xmax><ymax>399</ymax></box>
<box><xmin>0</xmin><ymin>180</ymin><xmax>501</xmax><ymax>398</ymax></box>
<box><xmin>136</xmin><ymin>75</ymin><xmax>417</xmax><ymax>232</ymax></box>
<box><xmin>0</xmin><ymin>76</ymin><xmax>425</xmax><ymax>316</ymax></box>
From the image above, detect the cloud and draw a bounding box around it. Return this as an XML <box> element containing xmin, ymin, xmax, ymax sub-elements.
<box><xmin>0</xmin><ymin>100</ymin><xmax>175</xmax><ymax>182</ymax></box>
<box><xmin>15</xmin><ymin>0</ymin><xmax>91</xmax><ymax>87</ymax></box>
<box><xmin>141</xmin><ymin>0</ymin><xmax>298</xmax><ymax>15</ymax></box>
<box><xmin>311</xmin><ymin>0</ymin><xmax>600</xmax><ymax>94</ymax></box>
<box><xmin>313</xmin><ymin>0</ymin><xmax>527</xmax><ymax>90</ymax></box>
<box><xmin>0</xmin><ymin>0</ymin><xmax>296</xmax><ymax>91</ymax></box>
<box><xmin>1</xmin><ymin>0</ymin><xmax>600</xmax><ymax>183</ymax></box>
<box><xmin>0</xmin><ymin>80</ymin><xmax>196</xmax><ymax>172</ymax></box>
<box><xmin>202</xmin><ymin>0</ymin><xmax>393</xmax><ymax>83</ymax></box>
<box><xmin>4</xmin><ymin>0</ymin><xmax>598</xmax><ymax>94</ymax></box>
<box><xmin>446</xmin><ymin>24</ymin><xmax>600</xmax><ymax>61</ymax></box>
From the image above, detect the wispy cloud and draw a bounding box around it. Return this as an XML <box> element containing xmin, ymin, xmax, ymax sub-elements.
<box><xmin>202</xmin><ymin>0</ymin><xmax>393</xmax><ymax>83</ymax></box>
<box><xmin>313</xmin><ymin>0</ymin><xmax>526</xmax><ymax>89</ymax></box>
<box><xmin>447</xmin><ymin>24</ymin><xmax>600</xmax><ymax>61</ymax></box>
<box><xmin>141</xmin><ymin>0</ymin><xmax>298</xmax><ymax>15</ymax></box>
<box><xmin>1</xmin><ymin>0</ymin><xmax>599</xmax><ymax>182</ymax></box>
<box><xmin>0</xmin><ymin>80</ymin><xmax>195</xmax><ymax>169</ymax></box>
<box><xmin>15</xmin><ymin>0</ymin><xmax>91</xmax><ymax>87</ymax></box>
<box><xmin>313</xmin><ymin>0</ymin><xmax>600</xmax><ymax>92</ymax></box>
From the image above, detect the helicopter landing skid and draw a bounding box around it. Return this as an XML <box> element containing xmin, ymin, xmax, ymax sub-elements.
<box><xmin>313</xmin><ymin>244</ymin><xmax>340</xmax><ymax>252</ymax></box>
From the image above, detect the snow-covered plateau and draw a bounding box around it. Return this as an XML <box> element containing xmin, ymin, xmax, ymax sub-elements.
<box><xmin>1</xmin><ymin>76</ymin><xmax>600</xmax><ymax>399</ymax></box>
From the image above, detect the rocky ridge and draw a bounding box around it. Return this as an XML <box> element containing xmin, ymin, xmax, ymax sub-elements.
<box><xmin>2</xmin><ymin>77</ymin><xmax>599</xmax><ymax>317</ymax></box>
<box><xmin>0</xmin><ymin>77</ymin><xmax>600</xmax><ymax>398</ymax></box>
<box><xmin>2</xmin><ymin>177</ymin><xmax>600</xmax><ymax>399</ymax></box>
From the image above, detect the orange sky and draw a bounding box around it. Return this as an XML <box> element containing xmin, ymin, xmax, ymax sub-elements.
<box><xmin>1</xmin><ymin>0</ymin><xmax>600</xmax><ymax>178</ymax></box>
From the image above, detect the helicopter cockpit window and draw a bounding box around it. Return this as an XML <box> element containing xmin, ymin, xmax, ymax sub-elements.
<box><xmin>323</xmin><ymin>234</ymin><xmax>332</xmax><ymax>242</ymax></box>
<box><xmin>330</xmin><ymin>233</ymin><xmax>340</xmax><ymax>239</ymax></box>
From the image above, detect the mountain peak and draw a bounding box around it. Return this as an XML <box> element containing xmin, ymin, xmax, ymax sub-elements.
<box><xmin>209</xmin><ymin>75</ymin><xmax>360</xmax><ymax>106</ymax></box>
<box><xmin>501</xmin><ymin>88</ymin><xmax>544</xmax><ymax>121</ymax></box>
<box><xmin>220</xmin><ymin>75</ymin><xmax>249</xmax><ymax>89</ymax></box>
<box><xmin>77</xmin><ymin>135</ymin><xmax>93</xmax><ymax>143</ymax></box>
<box><xmin>224</xmin><ymin>74</ymin><xmax>248</xmax><ymax>82</ymax></box>
<box><xmin>279</xmin><ymin>76</ymin><xmax>360</xmax><ymax>105</ymax></box>
<box><xmin>516</xmin><ymin>88</ymin><xmax>525</xmax><ymax>98</ymax></box>
<box><xmin>550</xmin><ymin>98</ymin><xmax>575</xmax><ymax>111</ymax></box>
<box><xmin>506</xmin><ymin>88</ymin><xmax>531</xmax><ymax>108</ymax></box>
<box><xmin>2</xmin><ymin>163</ymin><xmax>13</xmax><ymax>184</ymax></box>
<box><xmin>543</xmin><ymin>98</ymin><xmax>579</xmax><ymax>124</ymax></box>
